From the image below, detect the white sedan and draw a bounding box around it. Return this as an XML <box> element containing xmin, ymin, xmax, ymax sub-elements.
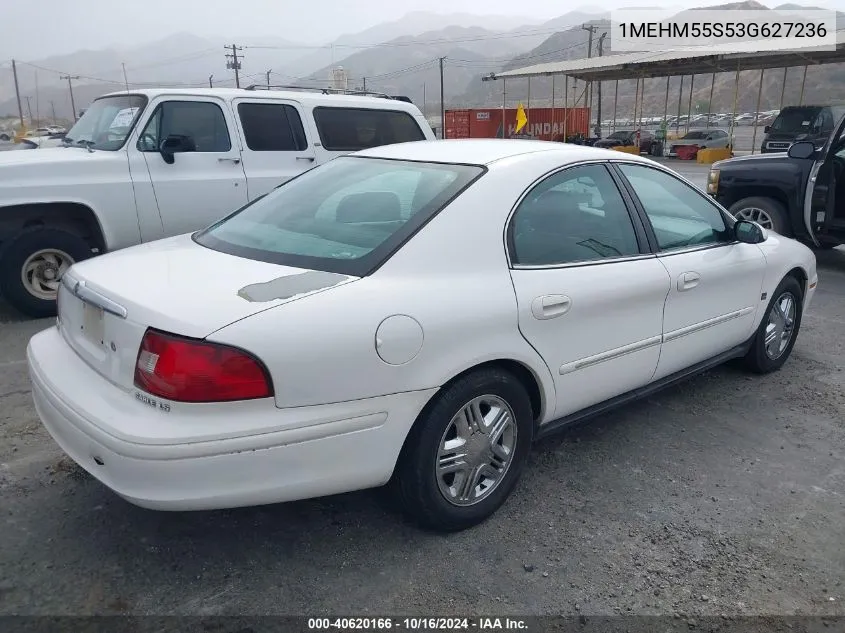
<box><xmin>28</xmin><ymin>140</ymin><xmax>817</xmax><ymax>531</ymax></box>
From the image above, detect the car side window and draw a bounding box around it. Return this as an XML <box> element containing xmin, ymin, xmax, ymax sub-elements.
<box><xmin>617</xmin><ymin>163</ymin><xmax>731</xmax><ymax>251</ymax></box>
<box><xmin>509</xmin><ymin>164</ymin><xmax>641</xmax><ymax>266</ymax></box>
<box><xmin>138</xmin><ymin>101</ymin><xmax>231</xmax><ymax>152</ymax></box>
<box><xmin>237</xmin><ymin>102</ymin><xmax>308</xmax><ymax>151</ymax></box>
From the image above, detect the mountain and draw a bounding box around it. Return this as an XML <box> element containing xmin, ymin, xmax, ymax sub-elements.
<box><xmin>0</xmin><ymin>32</ymin><xmax>308</xmax><ymax>120</ymax></box>
<box><xmin>300</xmin><ymin>28</ymin><xmax>509</xmax><ymax>114</ymax></box>
<box><xmin>288</xmin><ymin>12</ymin><xmax>544</xmax><ymax>78</ymax></box>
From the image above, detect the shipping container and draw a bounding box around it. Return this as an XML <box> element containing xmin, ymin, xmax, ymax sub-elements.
<box><xmin>444</xmin><ymin>107</ymin><xmax>590</xmax><ymax>141</ymax></box>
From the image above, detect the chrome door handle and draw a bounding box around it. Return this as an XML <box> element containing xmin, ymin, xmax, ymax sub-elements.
<box><xmin>296</xmin><ymin>156</ymin><xmax>315</xmax><ymax>162</ymax></box>
<box><xmin>218</xmin><ymin>157</ymin><xmax>241</xmax><ymax>164</ymax></box>
<box><xmin>531</xmin><ymin>294</ymin><xmax>571</xmax><ymax>320</ymax></box>
<box><xmin>678</xmin><ymin>272</ymin><xmax>701</xmax><ymax>292</ymax></box>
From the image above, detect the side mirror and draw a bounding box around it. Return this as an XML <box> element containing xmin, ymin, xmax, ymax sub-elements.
<box><xmin>787</xmin><ymin>140</ymin><xmax>816</xmax><ymax>160</ymax></box>
<box><xmin>764</xmin><ymin>125</ymin><xmax>771</xmax><ymax>133</ymax></box>
<box><xmin>734</xmin><ymin>219</ymin><xmax>766</xmax><ymax>244</ymax></box>
<box><xmin>159</xmin><ymin>134</ymin><xmax>195</xmax><ymax>164</ymax></box>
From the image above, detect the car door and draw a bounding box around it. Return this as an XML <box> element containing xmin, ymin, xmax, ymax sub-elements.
<box><xmin>232</xmin><ymin>98</ymin><xmax>317</xmax><ymax>199</ymax></box>
<box><xmin>804</xmin><ymin>113</ymin><xmax>845</xmax><ymax>242</ymax></box>
<box><xmin>137</xmin><ymin>97</ymin><xmax>248</xmax><ymax>237</ymax></box>
<box><xmin>613</xmin><ymin>162</ymin><xmax>767</xmax><ymax>382</ymax></box>
<box><xmin>507</xmin><ymin>162</ymin><xmax>671</xmax><ymax>420</ymax></box>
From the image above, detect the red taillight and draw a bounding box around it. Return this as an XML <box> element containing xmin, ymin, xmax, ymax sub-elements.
<box><xmin>134</xmin><ymin>328</ymin><xmax>273</xmax><ymax>403</ymax></box>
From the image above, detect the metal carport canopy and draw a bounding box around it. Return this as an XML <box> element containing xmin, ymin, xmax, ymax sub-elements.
<box><xmin>486</xmin><ymin>29</ymin><xmax>845</xmax><ymax>82</ymax></box>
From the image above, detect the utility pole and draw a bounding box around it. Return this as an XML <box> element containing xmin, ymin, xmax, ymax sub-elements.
<box><xmin>11</xmin><ymin>59</ymin><xmax>24</xmax><ymax>129</ymax></box>
<box><xmin>225</xmin><ymin>44</ymin><xmax>243</xmax><ymax>88</ymax></box>
<box><xmin>208</xmin><ymin>74</ymin><xmax>214</xmax><ymax>88</ymax></box>
<box><xmin>265</xmin><ymin>69</ymin><xmax>272</xmax><ymax>88</ymax></box>
<box><xmin>122</xmin><ymin>62</ymin><xmax>130</xmax><ymax>91</ymax></box>
<box><xmin>581</xmin><ymin>24</ymin><xmax>597</xmax><ymax>127</ymax></box>
<box><xmin>423</xmin><ymin>83</ymin><xmax>426</xmax><ymax>118</ymax></box>
<box><xmin>595</xmin><ymin>32</ymin><xmax>606</xmax><ymax>137</ymax></box>
<box><xmin>439</xmin><ymin>56</ymin><xmax>446</xmax><ymax>139</ymax></box>
<box><xmin>24</xmin><ymin>96</ymin><xmax>33</xmax><ymax>125</ymax></box>
<box><xmin>50</xmin><ymin>100</ymin><xmax>57</xmax><ymax>124</ymax></box>
<box><xmin>60</xmin><ymin>75</ymin><xmax>79</xmax><ymax>122</ymax></box>
<box><xmin>362</xmin><ymin>77</ymin><xmax>367</xmax><ymax>91</ymax></box>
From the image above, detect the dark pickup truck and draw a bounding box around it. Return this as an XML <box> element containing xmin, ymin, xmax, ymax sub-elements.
<box><xmin>708</xmin><ymin>114</ymin><xmax>845</xmax><ymax>249</ymax></box>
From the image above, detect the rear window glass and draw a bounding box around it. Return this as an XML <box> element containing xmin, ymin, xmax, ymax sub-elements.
<box><xmin>312</xmin><ymin>107</ymin><xmax>425</xmax><ymax>151</ymax></box>
<box><xmin>194</xmin><ymin>157</ymin><xmax>483</xmax><ymax>276</ymax></box>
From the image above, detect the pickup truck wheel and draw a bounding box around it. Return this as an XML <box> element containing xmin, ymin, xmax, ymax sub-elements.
<box><xmin>728</xmin><ymin>197</ymin><xmax>789</xmax><ymax>235</ymax></box>
<box><xmin>0</xmin><ymin>229</ymin><xmax>93</xmax><ymax>318</ymax></box>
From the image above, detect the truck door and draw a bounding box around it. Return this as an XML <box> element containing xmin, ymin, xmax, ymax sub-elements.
<box><xmin>231</xmin><ymin>98</ymin><xmax>317</xmax><ymax>199</ymax></box>
<box><xmin>804</xmin><ymin>113</ymin><xmax>845</xmax><ymax>245</ymax></box>
<box><xmin>136</xmin><ymin>97</ymin><xmax>248</xmax><ymax>237</ymax></box>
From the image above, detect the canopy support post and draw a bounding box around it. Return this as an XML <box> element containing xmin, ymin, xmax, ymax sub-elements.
<box><xmin>751</xmin><ymin>68</ymin><xmax>765</xmax><ymax>155</ymax></box>
<box><xmin>728</xmin><ymin>62</ymin><xmax>741</xmax><ymax>155</ymax></box>
<box><xmin>501</xmin><ymin>78</ymin><xmax>506</xmax><ymax>139</ymax></box>
<box><xmin>613</xmin><ymin>79</ymin><xmax>619</xmax><ymax>133</ymax></box>
<box><xmin>685</xmin><ymin>74</ymin><xmax>695</xmax><ymax>134</ymax></box>
<box><xmin>707</xmin><ymin>72</ymin><xmax>715</xmax><ymax>129</ymax></box>
<box><xmin>676</xmin><ymin>76</ymin><xmax>685</xmax><ymax>134</ymax></box>
<box><xmin>779</xmin><ymin>67</ymin><xmax>788</xmax><ymax>110</ymax></box>
<box><xmin>799</xmin><ymin>65</ymin><xmax>808</xmax><ymax>105</ymax></box>
<box><xmin>564</xmin><ymin>75</ymin><xmax>569</xmax><ymax>140</ymax></box>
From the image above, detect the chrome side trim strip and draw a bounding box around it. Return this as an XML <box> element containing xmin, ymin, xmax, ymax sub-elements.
<box><xmin>559</xmin><ymin>335</ymin><xmax>662</xmax><ymax>375</ymax></box>
<box><xmin>663</xmin><ymin>306</ymin><xmax>754</xmax><ymax>343</ymax></box>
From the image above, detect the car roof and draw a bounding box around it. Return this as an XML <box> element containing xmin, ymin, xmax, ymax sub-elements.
<box><xmin>354</xmin><ymin>139</ymin><xmax>654</xmax><ymax>166</ymax></box>
<box><xmin>99</xmin><ymin>88</ymin><xmax>422</xmax><ymax>113</ymax></box>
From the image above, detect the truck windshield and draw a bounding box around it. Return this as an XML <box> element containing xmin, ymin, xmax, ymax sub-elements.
<box><xmin>63</xmin><ymin>95</ymin><xmax>147</xmax><ymax>151</ymax></box>
<box><xmin>770</xmin><ymin>107</ymin><xmax>822</xmax><ymax>134</ymax></box>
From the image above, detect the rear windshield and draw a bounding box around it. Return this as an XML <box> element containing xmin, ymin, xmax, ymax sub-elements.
<box><xmin>771</xmin><ymin>107</ymin><xmax>823</xmax><ymax>133</ymax></box>
<box><xmin>312</xmin><ymin>107</ymin><xmax>426</xmax><ymax>151</ymax></box>
<box><xmin>194</xmin><ymin>157</ymin><xmax>484</xmax><ymax>276</ymax></box>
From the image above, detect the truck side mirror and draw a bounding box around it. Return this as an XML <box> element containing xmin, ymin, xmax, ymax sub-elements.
<box><xmin>787</xmin><ymin>141</ymin><xmax>815</xmax><ymax>160</ymax></box>
<box><xmin>159</xmin><ymin>134</ymin><xmax>195</xmax><ymax>164</ymax></box>
<box><xmin>764</xmin><ymin>125</ymin><xmax>771</xmax><ymax>133</ymax></box>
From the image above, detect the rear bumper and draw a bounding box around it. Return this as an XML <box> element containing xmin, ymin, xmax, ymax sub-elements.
<box><xmin>28</xmin><ymin>327</ymin><xmax>436</xmax><ymax>510</ymax></box>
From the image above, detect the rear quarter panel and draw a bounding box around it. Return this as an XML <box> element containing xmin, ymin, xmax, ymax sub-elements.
<box><xmin>207</xmin><ymin>155</ymin><xmax>558</xmax><ymax>417</ymax></box>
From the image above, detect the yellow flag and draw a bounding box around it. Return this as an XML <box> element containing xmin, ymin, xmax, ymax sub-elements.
<box><xmin>515</xmin><ymin>103</ymin><xmax>528</xmax><ymax>134</ymax></box>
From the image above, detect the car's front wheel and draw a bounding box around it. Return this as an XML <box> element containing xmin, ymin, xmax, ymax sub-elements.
<box><xmin>0</xmin><ymin>228</ymin><xmax>93</xmax><ymax>318</ymax></box>
<box><xmin>393</xmin><ymin>367</ymin><xmax>534</xmax><ymax>532</ymax></box>
<box><xmin>743</xmin><ymin>275</ymin><xmax>803</xmax><ymax>374</ymax></box>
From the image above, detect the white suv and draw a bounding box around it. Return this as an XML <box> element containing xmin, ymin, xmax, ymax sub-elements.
<box><xmin>0</xmin><ymin>87</ymin><xmax>434</xmax><ymax>317</ymax></box>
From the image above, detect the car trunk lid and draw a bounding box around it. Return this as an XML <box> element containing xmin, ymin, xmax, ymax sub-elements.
<box><xmin>57</xmin><ymin>234</ymin><xmax>356</xmax><ymax>390</ymax></box>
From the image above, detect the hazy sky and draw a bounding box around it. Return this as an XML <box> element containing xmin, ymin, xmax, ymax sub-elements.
<box><xmin>2</xmin><ymin>0</ymin><xmax>844</xmax><ymax>60</ymax></box>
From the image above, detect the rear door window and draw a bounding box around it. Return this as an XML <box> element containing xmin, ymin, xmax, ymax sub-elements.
<box><xmin>312</xmin><ymin>107</ymin><xmax>425</xmax><ymax>151</ymax></box>
<box><xmin>237</xmin><ymin>102</ymin><xmax>308</xmax><ymax>151</ymax></box>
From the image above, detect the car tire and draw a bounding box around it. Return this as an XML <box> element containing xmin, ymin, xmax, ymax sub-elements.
<box><xmin>743</xmin><ymin>275</ymin><xmax>803</xmax><ymax>374</ymax></box>
<box><xmin>728</xmin><ymin>196</ymin><xmax>790</xmax><ymax>235</ymax></box>
<box><xmin>0</xmin><ymin>228</ymin><xmax>93</xmax><ymax>318</ymax></box>
<box><xmin>393</xmin><ymin>367</ymin><xmax>534</xmax><ymax>532</ymax></box>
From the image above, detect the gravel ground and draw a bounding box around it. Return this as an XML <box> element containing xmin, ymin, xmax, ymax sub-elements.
<box><xmin>1</xmin><ymin>167</ymin><xmax>844</xmax><ymax>618</ymax></box>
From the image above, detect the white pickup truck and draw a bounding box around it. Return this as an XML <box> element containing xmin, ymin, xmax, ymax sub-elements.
<box><xmin>0</xmin><ymin>87</ymin><xmax>435</xmax><ymax>317</ymax></box>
